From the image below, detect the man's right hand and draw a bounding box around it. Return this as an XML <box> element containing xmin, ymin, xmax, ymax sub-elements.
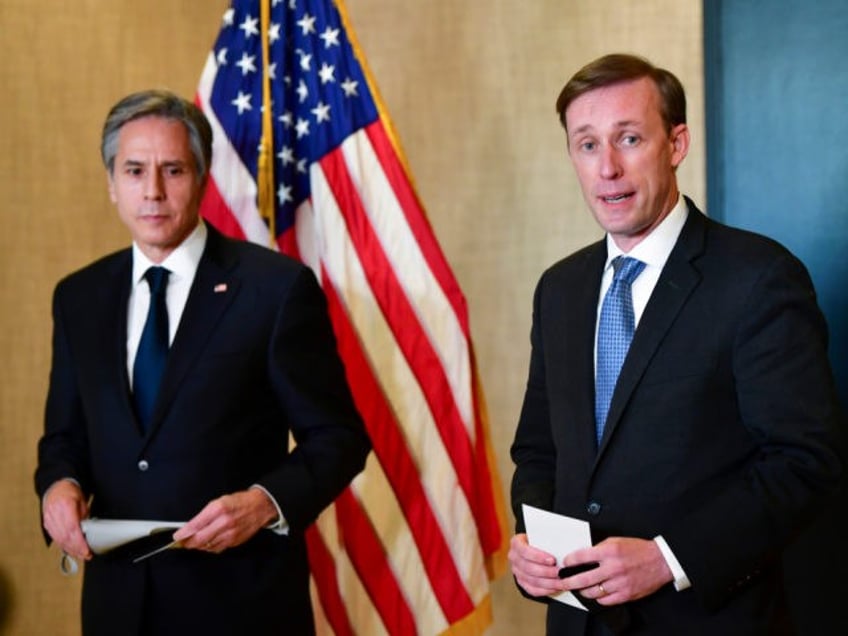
<box><xmin>42</xmin><ymin>480</ymin><xmax>92</xmax><ymax>562</ymax></box>
<box><xmin>508</xmin><ymin>533</ymin><xmax>564</xmax><ymax>597</ymax></box>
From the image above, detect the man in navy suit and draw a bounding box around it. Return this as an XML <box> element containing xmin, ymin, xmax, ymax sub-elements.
<box><xmin>35</xmin><ymin>89</ymin><xmax>370</xmax><ymax>635</ymax></box>
<box><xmin>508</xmin><ymin>54</ymin><xmax>844</xmax><ymax>634</ymax></box>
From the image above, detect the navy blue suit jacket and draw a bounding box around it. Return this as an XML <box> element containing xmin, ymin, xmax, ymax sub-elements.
<box><xmin>511</xmin><ymin>200</ymin><xmax>844</xmax><ymax>635</ymax></box>
<box><xmin>36</xmin><ymin>224</ymin><xmax>370</xmax><ymax>635</ymax></box>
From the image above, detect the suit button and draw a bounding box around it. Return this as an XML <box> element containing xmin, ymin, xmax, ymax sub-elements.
<box><xmin>138</xmin><ymin>460</ymin><xmax>149</xmax><ymax>472</ymax></box>
<box><xmin>586</xmin><ymin>502</ymin><xmax>602</xmax><ymax>516</ymax></box>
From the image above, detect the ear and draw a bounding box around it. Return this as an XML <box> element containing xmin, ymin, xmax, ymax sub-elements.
<box><xmin>669</xmin><ymin>123</ymin><xmax>690</xmax><ymax>169</ymax></box>
<box><xmin>106</xmin><ymin>170</ymin><xmax>117</xmax><ymax>203</ymax></box>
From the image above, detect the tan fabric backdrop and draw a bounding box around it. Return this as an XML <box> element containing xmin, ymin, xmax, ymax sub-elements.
<box><xmin>0</xmin><ymin>1</ymin><xmax>703</xmax><ymax>633</ymax></box>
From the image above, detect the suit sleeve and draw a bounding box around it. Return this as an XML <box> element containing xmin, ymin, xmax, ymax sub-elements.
<box><xmin>510</xmin><ymin>274</ymin><xmax>557</xmax><ymax>532</ymax></box>
<box><xmin>662</xmin><ymin>251</ymin><xmax>845</xmax><ymax>610</ymax></box>
<box><xmin>35</xmin><ymin>282</ymin><xmax>92</xmax><ymax>500</ymax></box>
<box><xmin>256</xmin><ymin>268</ymin><xmax>370</xmax><ymax>531</ymax></box>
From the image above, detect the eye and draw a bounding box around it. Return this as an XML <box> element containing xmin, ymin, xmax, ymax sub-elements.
<box><xmin>165</xmin><ymin>166</ymin><xmax>185</xmax><ymax>177</ymax></box>
<box><xmin>621</xmin><ymin>134</ymin><xmax>640</xmax><ymax>147</ymax></box>
<box><xmin>125</xmin><ymin>166</ymin><xmax>143</xmax><ymax>177</ymax></box>
<box><xmin>578</xmin><ymin>140</ymin><xmax>597</xmax><ymax>152</ymax></box>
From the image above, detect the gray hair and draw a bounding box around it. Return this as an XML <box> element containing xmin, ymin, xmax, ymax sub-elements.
<box><xmin>101</xmin><ymin>89</ymin><xmax>213</xmax><ymax>180</ymax></box>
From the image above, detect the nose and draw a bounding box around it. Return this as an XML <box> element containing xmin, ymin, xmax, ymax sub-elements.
<box><xmin>143</xmin><ymin>169</ymin><xmax>165</xmax><ymax>200</ymax></box>
<box><xmin>599</xmin><ymin>144</ymin><xmax>622</xmax><ymax>180</ymax></box>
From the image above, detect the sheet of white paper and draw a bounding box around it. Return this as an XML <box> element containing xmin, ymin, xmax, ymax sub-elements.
<box><xmin>81</xmin><ymin>518</ymin><xmax>185</xmax><ymax>554</ymax></box>
<box><xmin>522</xmin><ymin>504</ymin><xmax>592</xmax><ymax>611</ymax></box>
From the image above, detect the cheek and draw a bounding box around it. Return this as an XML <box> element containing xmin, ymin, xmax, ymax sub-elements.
<box><xmin>570</xmin><ymin>161</ymin><xmax>596</xmax><ymax>189</ymax></box>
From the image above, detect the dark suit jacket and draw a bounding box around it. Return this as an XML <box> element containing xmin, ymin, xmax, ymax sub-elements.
<box><xmin>35</xmin><ymin>224</ymin><xmax>370</xmax><ymax>636</ymax></box>
<box><xmin>510</xmin><ymin>200</ymin><xmax>844</xmax><ymax>635</ymax></box>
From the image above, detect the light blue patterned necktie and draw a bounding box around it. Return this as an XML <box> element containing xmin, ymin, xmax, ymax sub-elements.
<box><xmin>595</xmin><ymin>256</ymin><xmax>645</xmax><ymax>445</ymax></box>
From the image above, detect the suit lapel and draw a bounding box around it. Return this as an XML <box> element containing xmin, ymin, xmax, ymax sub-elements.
<box><xmin>569</xmin><ymin>247</ymin><xmax>608</xmax><ymax>461</ymax></box>
<box><xmin>101</xmin><ymin>253</ymin><xmax>138</xmax><ymax>432</ymax></box>
<box><xmin>547</xmin><ymin>243</ymin><xmax>607</xmax><ymax>466</ymax></box>
<box><xmin>596</xmin><ymin>202</ymin><xmax>708</xmax><ymax>457</ymax></box>
<box><xmin>143</xmin><ymin>227</ymin><xmax>242</xmax><ymax>441</ymax></box>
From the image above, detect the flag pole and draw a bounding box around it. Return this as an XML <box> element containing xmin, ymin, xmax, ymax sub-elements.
<box><xmin>258</xmin><ymin>0</ymin><xmax>276</xmax><ymax>244</ymax></box>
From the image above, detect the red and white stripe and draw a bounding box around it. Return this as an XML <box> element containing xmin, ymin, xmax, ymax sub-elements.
<box><xmin>197</xmin><ymin>46</ymin><xmax>504</xmax><ymax>635</ymax></box>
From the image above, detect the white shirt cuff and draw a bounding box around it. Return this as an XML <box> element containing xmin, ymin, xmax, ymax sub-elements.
<box><xmin>654</xmin><ymin>535</ymin><xmax>691</xmax><ymax>591</ymax></box>
<box><xmin>251</xmin><ymin>484</ymin><xmax>289</xmax><ymax>535</ymax></box>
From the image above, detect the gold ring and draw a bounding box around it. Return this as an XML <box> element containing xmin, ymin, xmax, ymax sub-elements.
<box><xmin>598</xmin><ymin>583</ymin><xmax>607</xmax><ymax>596</ymax></box>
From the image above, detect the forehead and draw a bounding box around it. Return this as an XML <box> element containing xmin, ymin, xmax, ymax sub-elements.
<box><xmin>564</xmin><ymin>77</ymin><xmax>663</xmax><ymax>135</ymax></box>
<box><xmin>115</xmin><ymin>116</ymin><xmax>192</xmax><ymax>159</ymax></box>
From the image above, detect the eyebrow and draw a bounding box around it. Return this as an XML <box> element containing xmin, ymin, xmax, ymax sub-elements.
<box><xmin>120</xmin><ymin>158</ymin><xmax>189</xmax><ymax>169</ymax></box>
<box><xmin>569</xmin><ymin>119</ymin><xmax>643</xmax><ymax>137</ymax></box>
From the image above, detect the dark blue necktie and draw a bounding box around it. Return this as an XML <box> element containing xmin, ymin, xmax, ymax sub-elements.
<box><xmin>595</xmin><ymin>256</ymin><xmax>645</xmax><ymax>445</ymax></box>
<box><xmin>133</xmin><ymin>266</ymin><xmax>170</xmax><ymax>431</ymax></box>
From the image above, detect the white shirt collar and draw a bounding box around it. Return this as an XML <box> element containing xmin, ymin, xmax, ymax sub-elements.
<box><xmin>604</xmin><ymin>195</ymin><xmax>689</xmax><ymax>271</ymax></box>
<box><xmin>131</xmin><ymin>221</ymin><xmax>208</xmax><ymax>285</ymax></box>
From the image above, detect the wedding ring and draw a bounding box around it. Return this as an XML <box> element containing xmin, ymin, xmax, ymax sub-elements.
<box><xmin>597</xmin><ymin>582</ymin><xmax>607</xmax><ymax>596</ymax></box>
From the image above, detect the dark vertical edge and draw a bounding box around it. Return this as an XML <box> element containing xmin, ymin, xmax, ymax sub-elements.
<box><xmin>702</xmin><ymin>0</ymin><xmax>725</xmax><ymax>221</ymax></box>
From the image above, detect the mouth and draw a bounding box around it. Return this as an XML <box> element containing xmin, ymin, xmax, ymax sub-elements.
<box><xmin>599</xmin><ymin>192</ymin><xmax>634</xmax><ymax>204</ymax></box>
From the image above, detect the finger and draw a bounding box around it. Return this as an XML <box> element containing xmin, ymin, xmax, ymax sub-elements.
<box><xmin>517</xmin><ymin>575</ymin><xmax>562</xmax><ymax>598</ymax></box>
<box><xmin>44</xmin><ymin>515</ymin><xmax>88</xmax><ymax>558</ymax></box>
<box><xmin>68</xmin><ymin>527</ymin><xmax>93</xmax><ymax>559</ymax></box>
<box><xmin>174</xmin><ymin>500</ymin><xmax>223</xmax><ymax>543</ymax></box>
<box><xmin>581</xmin><ymin>581</ymin><xmax>624</xmax><ymax>607</ymax></box>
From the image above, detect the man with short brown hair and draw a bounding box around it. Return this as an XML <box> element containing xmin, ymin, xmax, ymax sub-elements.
<box><xmin>509</xmin><ymin>54</ymin><xmax>843</xmax><ymax>635</ymax></box>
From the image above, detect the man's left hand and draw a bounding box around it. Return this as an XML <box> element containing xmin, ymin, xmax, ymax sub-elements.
<box><xmin>172</xmin><ymin>488</ymin><xmax>278</xmax><ymax>553</ymax></box>
<box><xmin>560</xmin><ymin>537</ymin><xmax>675</xmax><ymax>605</ymax></box>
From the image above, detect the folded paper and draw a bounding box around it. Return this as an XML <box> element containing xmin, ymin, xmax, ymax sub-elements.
<box><xmin>81</xmin><ymin>518</ymin><xmax>185</xmax><ymax>554</ymax></box>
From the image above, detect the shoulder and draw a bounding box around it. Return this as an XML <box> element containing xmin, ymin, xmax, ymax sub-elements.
<box><xmin>206</xmin><ymin>226</ymin><xmax>311</xmax><ymax>280</ymax></box>
<box><xmin>54</xmin><ymin>248</ymin><xmax>131</xmax><ymax>296</ymax></box>
<box><xmin>676</xmin><ymin>210</ymin><xmax>820</xmax><ymax>317</ymax></box>
<box><xmin>697</xmin><ymin>213</ymin><xmax>810</xmax><ymax>282</ymax></box>
<box><xmin>206</xmin><ymin>230</ymin><xmax>324</xmax><ymax>307</ymax></box>
<box><xmin>681</xmin><ymin>197</ymin><xmax>795</xmax><ymax>265</ymax></box>
<box><xmin>538</xmin><ymin>239</ymin><xmax>605</xmax><ymax>289</ymax></box>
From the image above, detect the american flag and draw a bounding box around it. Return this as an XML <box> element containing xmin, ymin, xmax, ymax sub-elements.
<box><xmin>195</xmin><ymin>1</ymin><xmax>508</xmax><ymax>633</ymax></box>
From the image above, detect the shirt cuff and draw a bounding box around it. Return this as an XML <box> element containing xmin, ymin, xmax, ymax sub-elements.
<box><xmin>654</xmin><ymin>535</ymin><xmax>691</xmax><ymax>591</ymax></box>
<box><xmin>250</xmin><ymin>484</ymin><xmax>289</xmax><ymax>536</ymax></box>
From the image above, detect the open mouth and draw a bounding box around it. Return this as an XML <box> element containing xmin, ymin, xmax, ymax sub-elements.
<box><xmin>600</xmin><ymin>193</ymin><xmax>633</xmax><ymax>204</ymax></box>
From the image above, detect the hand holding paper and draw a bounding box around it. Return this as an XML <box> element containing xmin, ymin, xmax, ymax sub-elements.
<box><xmin>58</xmin><ymin>518</ymin><xmax>186</xmax><ymax>575</ymax></box>
<box><xmin>42</xmin><ymin>479</ymin><xmax>92</xmax><ymax>563</ymax></box>
<box><xmin>521</xmin><ymin>504</ymin><xmax>593</xmax><ymax>610</ymax></box>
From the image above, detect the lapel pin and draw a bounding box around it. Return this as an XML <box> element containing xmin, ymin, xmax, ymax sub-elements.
<box><xmin>214</xmin><ymin>283</ymin><xmax>228</xmax><ymax>293</ymax></box>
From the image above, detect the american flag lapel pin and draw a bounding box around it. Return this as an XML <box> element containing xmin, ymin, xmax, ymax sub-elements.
<box><xmin>213</xmin><ymin>283</ymin><xmax>228</xmax><ymax>293</ymax></box>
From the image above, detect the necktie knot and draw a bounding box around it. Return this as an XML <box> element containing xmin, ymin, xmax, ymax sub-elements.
<box><xmin>611</xmin><ymin>256</ymin><xmax>645</xmax><ymax>285</ymax></box>
<box><xmin>144</xmin><ymin>266</ymin><xmax>169</xmax><ymax>295</ymax></box>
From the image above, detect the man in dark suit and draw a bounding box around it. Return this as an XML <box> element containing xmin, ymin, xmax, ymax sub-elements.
<box><xmin>35</xmin><ymin>89</ymin><xmax>370</xmax><ymax>635</ymax></box>
<box><xmin>508</xmin><ymin>54</ymin><xmax>844</xmax><ymax>635</ymax></box>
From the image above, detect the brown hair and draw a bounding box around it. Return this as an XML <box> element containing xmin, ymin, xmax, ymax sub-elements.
<box><xmin>555</xmin><ymin>53</ymin><xmax>686</xmax><ymax>133</ymax></box>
